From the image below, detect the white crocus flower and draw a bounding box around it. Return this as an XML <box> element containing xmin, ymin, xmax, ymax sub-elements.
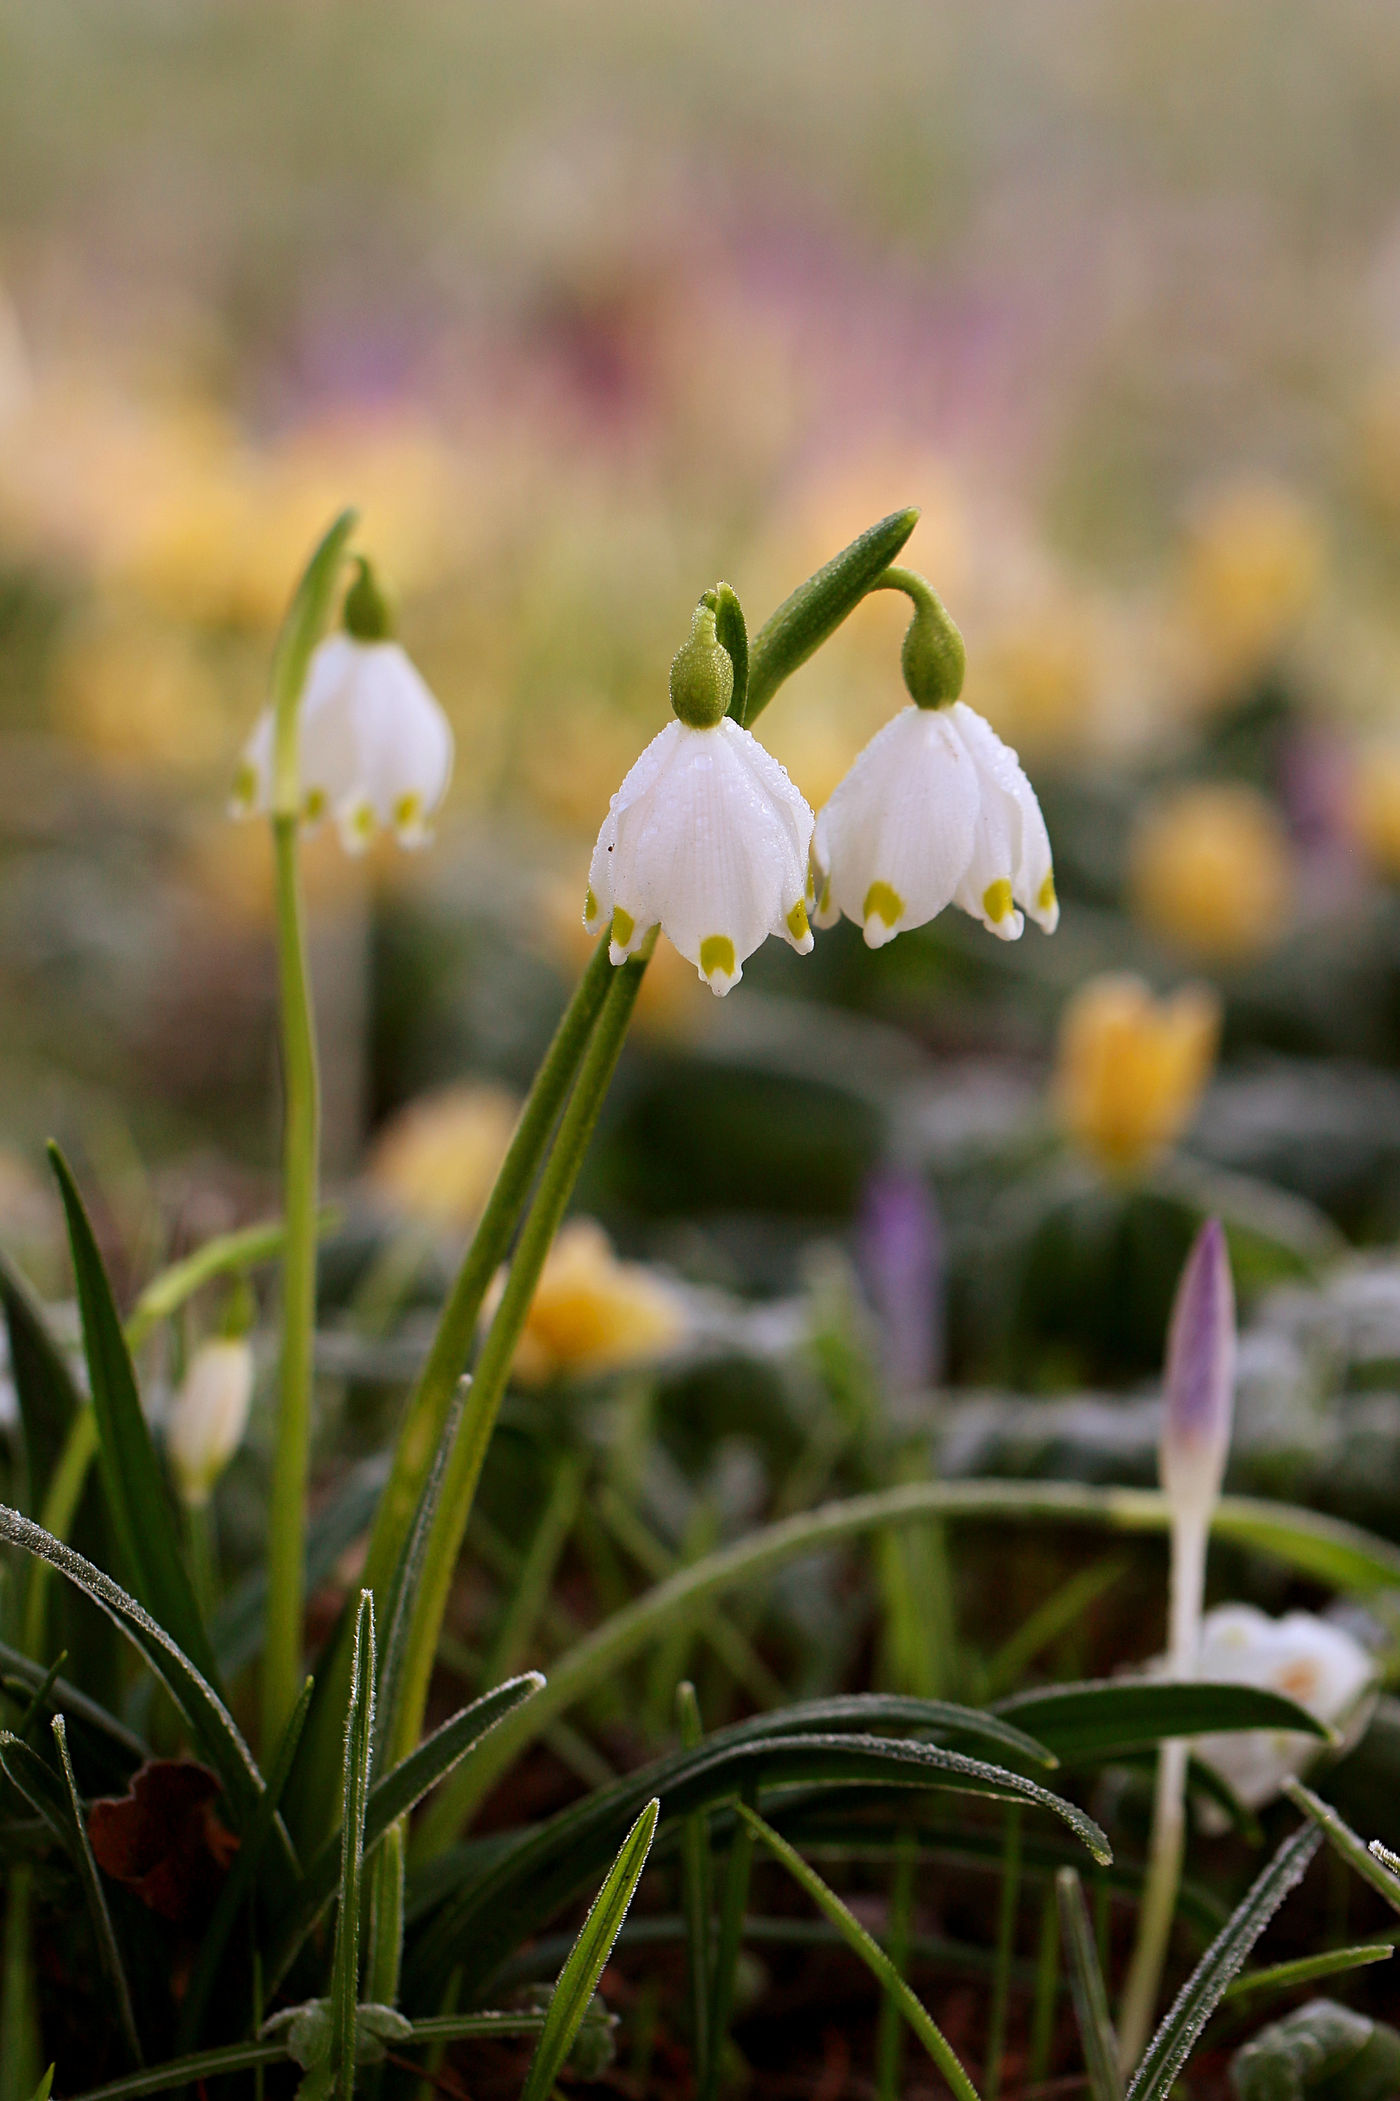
<box><xmin>1189</xmin><ymin>1603</ymin><xmax>1376</xmax><ymax>1811</ymax></box>
<box><xmin>811</xmin><ymin>699</ymin><xmax>1057</xmax><ymax>948</ymax></box>
<box><xmin>166</xmin><ymin>1337</ymin><xmax>254</xmax><ymax>1508</ymax></box>
<box><xmin>583</xmin><ymin>602</ymin><xmax>814</xmax><ymax>994</ymax></box>
<box><xmin>231</xmin><ymin>631</ymin><xmax>453</xmax><ymax>854</ymax></box>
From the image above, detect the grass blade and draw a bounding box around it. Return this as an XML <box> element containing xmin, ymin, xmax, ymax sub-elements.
<box><xmin>521</xmin><ymin>1797</ymin><xmax>659</xmax><ymax>2101</ymax></box>
<box><xmin>0</xmin><ymin>1639</ymin><xmax>148</xmax><ymax>1766</ymax></box>
<box><xmin>1224</xmin><ymin>1941</ymin><xmax>1394</xmax><ymax>2002</ymax></box>
<box><xmin>1283</xmin><ymin>1779</ymin><xmax>1400</xmax><ymax>1915</ymax></box>
<box><xmin>676</xmin><ymin>1682</ymin><xmax>712</xmax><ymax>2087</ymax></box>
<box><xmin>51</xmin><ymin>1716</ymin><xmax>143</xmax><ymax>2066</ymax></box>
<box><xmin>1124</xmin><ymin>1823</ymin><xmax>1322</xmax><ymax>2101</ymax></box>
<box><xmin>0</xmin><ymin>1505</ymin><xmax>265</xmax><ymax>1830</ymax></box>
<box><xmin>373</xmin><ymin>1380</ymin><xmax>467</xmax><ymax>1768</ymax></box>
<box><xmin>1056</xmin><ymin>1868</ymin><xmax>1122</xmax><ymax>2101</ymax></box>
<box><xmin>997</xmin><ymin>1680</ymin><xmax>1328</xmax><ymax>1765</ymax></box>
<box><xmin>329</xmin><ymin>1590</ymin><xmax>375</xmax><ymax>2095</ymax></box>
<box><xmin>701</xmin><ymin>1780</ymin><xmax>755</xmax><ymax>2101</ymax></box>
<box><xmin>736</xmin><ymin>1802</ymin><xmax>981</xmax><ymax>2101</ymax></box>
<box><xmin>49</xmin><ymin>1146</ymin><xmax>220</xmax><ymax>1690</ymax></box>
<box><xmin>0</xmin><ymin>1246</ymin><xmax>84</xmax><ymax>1512</ymax></box>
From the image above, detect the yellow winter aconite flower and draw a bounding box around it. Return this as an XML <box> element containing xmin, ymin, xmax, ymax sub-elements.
<box><xmin>1177</xmin><ymin>479</ymin><xmax>1324</xmax><ymax>691</ymax></box>
<box><xmin>366</xmin><ymin>1083</ymin><xmax>520</xmax><ymax>1233</ymax></box>
<box><xmin>1054</xmin><ymin>972</ymin><xmax>1221</xmax><ymax>1175</ymax></box>
<box><xmin>1130</xmin><ymin>783</ymin><xmax>1294</xmax><ymax>962</ymax></box>
<box><xmin>487</xmin><ymin>1218</ymin><xmax>684</xmax><ymax>1386</ymax></box>
<box><xmin>1349</xmin><ymin>742</ymin><xmax>1400</xmax><ymax>881</ymax></box>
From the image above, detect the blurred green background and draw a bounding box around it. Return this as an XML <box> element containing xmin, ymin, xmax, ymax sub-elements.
<box><xmin>5</xmin><ymin>0</ymin><xmax>1400</xmax><ymax>1429</ymax></box>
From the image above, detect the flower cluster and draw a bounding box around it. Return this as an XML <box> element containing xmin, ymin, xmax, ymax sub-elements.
<box><xmin>584</xmin><ymin>580</ymin><xmax>1058</xmax><ymax>993</ymax></box>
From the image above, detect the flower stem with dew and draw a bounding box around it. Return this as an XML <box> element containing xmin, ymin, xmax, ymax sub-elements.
<box><xmin>261</xmin><ymin>508</ymin><xmax>357</xmax><ymax>1752</ymax></box>
<box><xmin>387</xmin><ymin>931</ymin><xmax>656</xmax><ymax>1772</ymax></box>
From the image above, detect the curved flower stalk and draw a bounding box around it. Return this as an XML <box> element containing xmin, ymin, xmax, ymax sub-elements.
<box><xmin>810</xmin><ymin>573</ymin><xmax>1057</xmax><ymax>948</ymax></box>
<box><xmin>232</xmin><ymin>560</ymin><xmax>453</xmax><ymax>853</ymax></box>
<box><xmin>1119</xmin><ymin>1217</ymin><xmax>1236</xmax><ymax>2066</ymax></box>
<box><xmin>584</xmin><ymin>601</ymin><xmax>814</xmax><ymax>994</ymax></box>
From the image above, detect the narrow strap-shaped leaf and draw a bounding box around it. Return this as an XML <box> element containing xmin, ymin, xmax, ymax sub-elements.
<box><xmin>702</xmin><ymin>1781</ymin><xmax>754</xmax><ymax>2101</ymax></box>
<box><xmin>0</xmin><ymin>1245</ymin><xmax>84</xmax><ymax>1510</ymax></box>
<box><xmin>676</xmin><ymin>1682</ymin><xmax>712</xmax><ymax>2087</ymax></box>
<box><xmin>521</xmin><ymin>1797</ymin><xmax>659</xmax><ymax>2101</ymax></box>
<box><xmin>997</xmin><ymin>1680</ymin><xmax>1328</xmax><ymax>1765</ymax></box>
<box><xmin>1056</xmin><ymin>1868</ymin><xmax>1122</xmax><ymax>2101</ymax></box>
<box><xmin>1224</xmin><ymin>1941</ymin><xmax>1393</xmax><ymax>2002</ymax></box>
<box><xmin>269</xmin><ymin>1671</ymin><xmax>544</xmax><ymax>1987</ymax></box>
<box><xmin>743</xmin><ymin>507</ymin><xmax>921</xmax><ymax>725</ymax></box>
<box><xmin>0</xmin><ymin>1639</ymin><xmax>148</xmax><ymax>1764</ymax></box>
<box><xmin>27</xmin><ymin>2071</ymin><xmax>54</xmax><ymax>2101</ymax></box>
<box><xmin>49</xmin><ymin>1146</ymin><xmax>221</xmax><ymax>1691</ymax></box>
<box><xmin>374</xmin><ymin>1380</ymin><xmax>467</xmax><ymax>1767</ymax></box>
<box><xmin>176</xmin><ymin>1675</ymin><xmax>314</xmax><ymax>2053</ymax></box>
<box><xmin>329</xmin><ymin>1590</ymin><xmax>376</xmax><ymax>2094</ymax></box>
<box><xmin>737</xmin><ymin>1803</ymin><xmax>981</xmax><ymax>2101</ymax></box>
<box><xmin>1125</xmin><ymin>1824</ymin><xmax>1322</xmax><ymax>2101</ymax></box>
<box><xmin>0</xmin><ymin>1504</ymin><xmax>264</xmax><ymax>1829</ymax></box>
<box><xmin>1283</xmin><ymin>1781</ymin><xmax>1400</xmax><ymax>1914</ymax></box>
<box><xmin>52</xmin><ymin>1716</ymin><xmax>143</xmax><ymax>2067</ymax></box>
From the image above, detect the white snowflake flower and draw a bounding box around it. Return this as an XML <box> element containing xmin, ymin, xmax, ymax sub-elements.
<box><xmin>1188</xmin><ymin>1604</ymin><xmax>1376</xmax><ymax>1811</ymax></box>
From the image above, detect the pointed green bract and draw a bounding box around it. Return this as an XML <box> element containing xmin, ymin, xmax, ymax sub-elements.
<box><xmin>48</xmin><ymin>1146</ymin><xmax>222</xmax><ymax>1692</ymax></box>
<box><xmin>743</xmin><ymin>506</ymin><xmax>919</xmax><ymax>725</ymax></box>
<box><xmin>709</xmin><ymin>582</ymin><xmax>748</xmax><ymax>724</ymax></box>
<box><xmin>521</xmin><ymin>1798</ymin><xmax>659</xmax><ymax>2101</ymax></box>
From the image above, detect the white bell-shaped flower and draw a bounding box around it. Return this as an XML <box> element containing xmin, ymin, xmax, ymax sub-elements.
<box><xmin>583</xmin><ymin>602</ymin><xmax>814</xmax><ymax>995</ymax></box>
<box><xmin>811</xmin><ymin>698</ymin><xmax>1057</xmax><ymax>948</ymax></box>
<box><xmin>1187</xmin><ymin>1603</ymin><xmax>1376</xmax><ymax>1811</ymax></box>
<box><xmin>231</xmin><ymin>631</ymin><xmax>453</xmax><ymax>854</ymax></box>
<box><xmin>166</xmin><ymin>1337</ymin><xmax>254</xmax><ymax>1508</ymax></box>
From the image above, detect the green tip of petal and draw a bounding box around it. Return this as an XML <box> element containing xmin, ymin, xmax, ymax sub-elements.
<box><xmin>699</xmin><ymin>933</ymin><xmax>737</xmax><ymax>984</ymax></box>
<box><xmin>302</xmin><ymin>786</ymin><xmax>327</xmax><ymax>823</ymax></box>
<box><xmin>584</xmin><ymin>885</ymin><xmax>599</xmax><ymax>923</ymax></box>
<box><xmin>786</xmin><ymin>899</ymin><xmax>810</xmax><ymax>942</ymax></box>
<box><xmin>983</xmin><ymin>878</ymin><xmax>1015</xmax><ymax>924</ymax></box>
<box><xmin>863</xmin><ymin>880</ymin><xmax>905</xmax><ymax>931</ymax></box>
<box><xmin>1038</xmin><ymin>872</ymin><xmax>1057</xmax><ymax>914</ymax></box>
<box><xmin>611</xmin><ymin>906</ymin><xmax>635</xmax><ymax>949</ymax></box>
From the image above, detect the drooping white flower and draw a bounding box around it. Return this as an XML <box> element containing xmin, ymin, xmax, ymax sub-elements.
<box><xmin>811</xmin><ymin>699</ymin><xmax>1057</xmax><ymax>948</ymax></box>
<box><xmin>231</xmin><ymin>632</ymin><xmax>453</xmax><ymax>853</ymax></box>
<box><xmin>1188</xmin><ymin>1604</ymin><xmax>1376</xmax><ymax>1810</ymax></box>
<box><xmin>583</xmin><ymin>601</ymin><xmax>814</xmax><ymax>994</ymax></box>
<box><xmin>166</xmin><ymin>1337</ymin><xmax>254</xmax><ymax>1508</ymax></box>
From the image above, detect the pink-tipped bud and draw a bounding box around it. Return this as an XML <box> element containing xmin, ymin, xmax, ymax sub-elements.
<box><xmin>1159</xmin><ymin>1218</ymin><xmax>1235</xmax><ymax>1524</ymax></box>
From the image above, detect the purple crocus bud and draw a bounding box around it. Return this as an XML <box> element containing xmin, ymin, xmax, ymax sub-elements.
<box><xmin>857</xmin><ymin>1168</ymin><xmax>943</xmax><ymax>1398</ymax></box>
<box><xmin>1159</xmin><ymin>1218</ymin><xmax>1236</xmax><ymax>1525</ymax></box>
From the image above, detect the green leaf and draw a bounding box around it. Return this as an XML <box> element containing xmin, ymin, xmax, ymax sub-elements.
<box><xmin>26</xmin><ymin>2074</ymin><xmax>52</xmax><ymax>2101</ymax></box>
<box><xmin>710</xmin><ymin>583</ymin><xmax>749</xmax><ymax>725</ymax></box>
<box><xmin>0</xmin><ymin>1504</ymin><xmax>266</xmax><ymax>1832</ymax></box>
<box><xmin>737</xmin><ymin>1803</ymin><xmax>981</xmax><ymax>2101</ymax></box>
<box><xmin>211</xmin><ymin>1455</ymin><xmax>387</xmax><ymax>1681</ymax></box>
<box><xmin>0</xmin><ymin>1246</ymin><xmax>84</xmax><ymax>1512</ymax></box>
<box><xmin>269</xmin><ymin>1671</ymin><xmax>544</xmax><ymax>1988</ymax></box>
<box><xmin>996</xmin><ymin>1680</ymin><xmax>1328</xmax><ymax>1765</ymax></box>
<box><xmin>1283</xmin><ymin>1780</ymin><xmax>1400</xmax><ymax>1916</ymax></box>
<box><xmin>0</xmin><ymin>1639</ymin><xmax>148</xmax><ymax>1768</ymax></box>
<box><xmin>48</xmin><ymin>1146</ymin><xmax>220</xmax><ymax>1691</ymax></box>
<box><xmin>521</xmin><ymin>1798</ymin><xmax>659</xmax><ymax>2101</ymax></box>
<box><xmin>676</xmin><ymin>1682</ymin><xmax>712</xmax><ymax>2086</ymax></box>
<box><xmin>374</xmin><ymin>1381</ymin><xmax>467</xmax><ymax>1768</ymax></box>
<box><xmin>744</xmin><ymin>507</ymin><xmax>921</xmax><ymax>724</ymax></box>
<box><xmin>409</xmin><ymin>1725</ymin><xmax>1109</xmax><ymax>2004</ymax></box>
<box><xmin>1056</xmin><ymin>1868</ymin><xmax>1122</xmax><ymax>2101</ymax></box>
<box><xmin>1125</xmin><ymin>1824</ymin><xmax>1322</xmax><ymax>2101</ymax></box>
<box><xmin>329</xmin><ymin>1591</ymin><xmax>375</xmax><ymax>2096</ymax></box>
<box><xmin>1224</xmin><ymin>1942</ymin><xmax>1394</xmax><ymax>2002</ymax></box>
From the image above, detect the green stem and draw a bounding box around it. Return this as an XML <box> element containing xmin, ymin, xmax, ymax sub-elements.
<box><xmin>876</xmin><ymin>1829</ymin><xmax>917</xmax><ymax>2101</ymax></box>
<box><xmin>23</xmin><ymin>1406</ymin><xmax>96</xmax><ymax>1659</ymax></box>
<box><xmin>262</xmin><ymin>808</ymin><xmax>321</xmax><ymax>1753</ymax></box>
<box><xmin>985</xmin><ymin>1804</ymin><xmax>1023</xmax><ymax>2100</ymax></box>
<box><xmin>388</xmin><ymin>935</ymin><xmax>654</xmax><ymax>1768</ymax></box>
<box><xmin>0</xmin><ymin>1867</ymin><xmax>40</xmax><ymax>2101</ymax></box>
<box><xmin>1116</xmin><ymin>1739</ymin><xmax>1186</xmax><ymax>2073</ymax></box>
<box><xmin>702</xmin><ymin>1783</ymin><xmax>757</xmax><ymax>2101</ymax></box>
<box><xmin>1027</xmin><ymin>1880</ymin><xmax>1060</xmax><ymax>2088</ymax></box>
<box><xmin>676</xmin><ymin>1682</ymin><xmax>712</xmax><ymax>2088</ymax></box>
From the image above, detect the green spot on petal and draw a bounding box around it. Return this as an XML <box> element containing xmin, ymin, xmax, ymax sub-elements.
<box><xmin>303</xmin><ymin>787</ymin><xmax>327</xmax><ymax>822</ymax></box>
<box><xmin>786</xmin><ymin>899</ymin><xmax>810</xmax><ymax>942</ymax></box>
<box><xmin>584</xmin><ymin>886</ymin><xmax>598</xmax><ymax>922</ymax></box>
<box><xmin>611</xmin><ymin>906</ymin><xmax>635</xmax><ymax>948</ymax></box>
<box><xmin>700</xmin><ymin>933</ymin><xmax>736</xmax><ymax>982</ymax></box>
<box><xmin>983</xmin><ymin>878</ymin><xmax>1014</xmax><ymax>924</ymax></box>
<box><xmin>863</xmin><ymin>880</ymin><xmax>905</xmax><ymax>930</ymax></box>
<box><xmin>394</xmin><ymin>791</ymin><xmax>423</xmax><ymax>833</ymax></box>
<box><xmin>232</xmin><ymin>760</ymin><xmax>257</xmax><ymax>811</ymax></box>
<box><xmin>1037</xmin><ymin>872</ymin><xmax>1057</xmax><ymax>914</ymax></box>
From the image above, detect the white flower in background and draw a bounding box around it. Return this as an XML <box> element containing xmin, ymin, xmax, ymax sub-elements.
<box><xmin>1190</xmin><ymin>1603</ymin><xmax>1376</xmax><ymax>1810</ymax></box>
<box><xmin>811</xmin><ymin>699</ymin><xmax>1057</xmax><ymax>948</ymax></box>
<box><xmin>584</xmin><ymin>601</ymin><xmax>814</xmax><ymax>995</ymax></box>
<box><xmin>166</xmin><ymin>1337</ymin><xmax>254</xmax><ymax>1508</ymax></box>
<box><xmin>231</xmin><ymin>562</ymin><xmax>452</xmax><ymax>852</ymax></box>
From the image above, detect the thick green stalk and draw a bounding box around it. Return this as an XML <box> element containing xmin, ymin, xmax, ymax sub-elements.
<box><xmin>263</xmin><ymin>812</ymin><xmax>321</xmax><ymax>1750</ymax></box>
<box><xmin>362</xmin><ymin>934</ymin><xmax>615</xmax><ymax>1601</ymax></box>
<box><xmin>387</xmin><ymin>935</ymin><xmax>654</xmax><ymax>1768</ymax></box>
<box><xmin>985</xmin><ymin>1805</ymin><xmax>1023</xmax><ymax>2099</ymax></box>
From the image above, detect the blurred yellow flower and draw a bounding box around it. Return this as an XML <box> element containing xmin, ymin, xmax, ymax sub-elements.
<box><xmin>1054</xmin><ymin>973</ymin><xmax>1221</xmax><ymax>1175</ymax></box>
<box><xmin>487</xmin><ymin>1217</ymin><xmax>684</xmax><ymax>1385</ymax></box>
<box><xmin>962</xmin><ymin>596</ymin><xmax>1108</xmax><ymax>758</ymax></box>
<box><xmin>1177</xmin><ymin>479</ymin><xmax>1324</xmax><ymax>693</ymax></box>
<box><xmin>520</xmin><ymin>692</ymin><xmax>650</xmax><ymax>832</ymax></box>
<box><xmin>52</xmin><ymin>605</ymin><xmax>227</xmax><ymax>775</ymax></box>
<box><xmin>1130</xmin><ymin>783</ymin><xmax>1294</xmax><ymax>962</ymax></box>
<box><xmin>1349</xmin><ymin>741</ymin><xmax>1400</xmax><ymax>880</ymax></box>
<box><xmin>365</xmin><ymin>1082</ymin><xmax>520</xmax><ymax>1232</ymax></box>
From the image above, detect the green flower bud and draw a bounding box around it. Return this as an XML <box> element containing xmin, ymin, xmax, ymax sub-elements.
<box><xmin>670</xmin><ymin>600</ymin><xmax>734</xmax><ymax>729</ymax></box>
<box><xmin>343</xmin><ymin>555</ymin><xmax>397</xmax><ymax>642</ymax></box>
<box><xmin>900</xmin><ymin>581</ymin><xmax>966</xmax><ymax>708</ymax></box>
